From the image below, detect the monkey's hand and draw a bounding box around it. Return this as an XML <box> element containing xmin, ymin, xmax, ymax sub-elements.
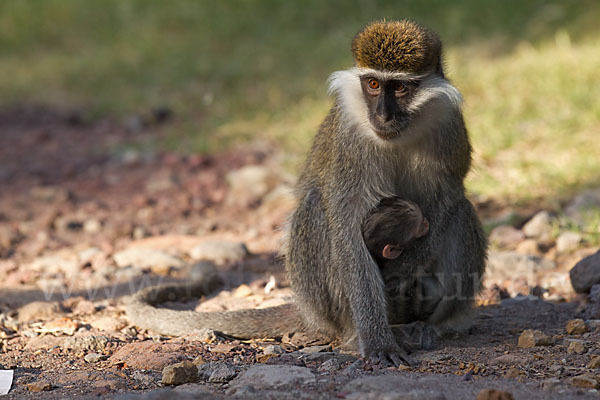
<box><xmin>363</xmin><ymin>337</ymin><xmax>411</xmax><ymax>366</ymax></box>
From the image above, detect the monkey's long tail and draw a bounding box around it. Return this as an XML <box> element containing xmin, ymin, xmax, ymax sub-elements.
<box><xmin>125</xmin><ymin>276</ymin><xmax>302</xmax><ymax>338</ymax></box>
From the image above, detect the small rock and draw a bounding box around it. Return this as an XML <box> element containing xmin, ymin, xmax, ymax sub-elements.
<box><xmin>565</xmin><ymin>189</ymin><xmax>600</xmax><ymax>222</ymax></box>
<box><xmin>263</xmin><ymin>345</ymin><xmax>285</xmax><ymax>355</ymax></box>
<box><xmin>27</xmin><ymin>381</ymin><xmax>52</xmax><ymax>392</ymax></box>
<box><xmin>518</xmin><ymin>329</ymin><xmax>553</xmax><ymax>348</ymax></box>
<box><xmin>84</xmin><ymin>353</ymin><xmax>107</xmax><ymax>363</ymax></box>
<box><xmin>567</xmin><ymin>340</ymin><xmax>586</xmax><ymax>354</ymax></box>
<box><xmin>486</xmin><ymin>251</ymin><xmax>556</xmax><ymax>281</ymax></box>
<box><xmin>590</xmin><ymin>284</ymin><xmax>600</xmax><ymax>304</ymax></box>
<box><xmin>299</xmin><ymin>352</ymin><xmax>357</xmax><ymax>364</ymax></box>
<box><xmin>515</xmin><ymin>238</ymin><xmax>541</xmax><ymax>256</ymax></box>
<box><xmin>586</xmin><ymin>319</ymin><xmax>600</xmax><ymax>330</ymax></box>
<box><xmin>188</xmin><ymin>241</ymin><xmax>248</xmax><ymax>265</ymax></box>
<box><xmin>18</xmin><ymin>301</ymin><xmax>62</xmax><ymax>323</ymax></box>
<box><xmin>35</xmin><ymin>317</ymin><xmax>80</xmax><ymax>335</ymax></box>
<box><xmin>587</xmin><ymin>356</ymin><xmax>600</xmax><ymax>369</ymax></box>
<box><xmin>113</xmin><ymin>248</ymin><xmax>184</xmax><ymax>274</ymax></box>
<box><xmin>522</xmin><ymin>211</ymin><xmax>553</xmax><ymax>239</ymax></box>
<box><xmin>556</xmin><ymin>231</ymin><xmax>582</xmax><ymax>253</ymax></box>
<box><xmin>110</xmin><ymin>342</ymin><xmax>185</xmax><ymax>370</ymax></box>
<box><xmin>225</xmin><ymin>165</ymin><xmax>283</xmax><ymax>206</ymax></box>
<box><xmin>490</xmin><ymin>354</ymin><xmax>530</xmax><ymax>367</ymax></box>
<box><xmin>489</xmin><ymin>225</ymin><xmax>525</xmax><ymax>248</ymax></box>
<box><xmin>181</xmin><ymin>329</ymin><xmax>219</xmax><ymax>343</ymax></box>
<box><xmin>540</xmin><ymin>378</ymin><xmax>561</xmax><ymax>391</ymax></box>
<box><xmin>162</xmin><ymin>361</ymin><xmax>198</xmax><ymax>385</ymax></box>
<box><xmin>197</xmin><ymin>362</ymin><xmax>238</xmax><ymax>383</ymax></box>
<box><xmin>570</xmin><ymin>250</ymin><xmax>600</xmax><ymax>293</ymax></box>
<box><xmin>83</xmin><ymin>219</ymin><xmax>102</xmax><ymax>233</ymax></box>
<box><xmin>90</xmin><ymin>316</ymin><xmax>127</xmax><ymax>332</ymax></box>
<box><xmin>298</xmin><ymin>344</ymin><xmax>332</xmax><ymax>353</ymax></box>
<box><xmin>233</xmin><ymin>284</ymin><xmax>253</xmax><ymax>298</ymax></box>
<box><xmin>62</xmin><ymin>335</ymin><xmax>110</xmax><ymax>352</ymax></box>
<box><xmin>570</xmin><ymin>374</ymin><xmax>599</xmax><ymax>389</ymax></box>
<box><xmin>566</xmin><ymin>319</ymin><xmax>588</xmax><ymax>335</ymax></box>
<box><xmin>476</xmin><ymin>389</ymin><xmax>514</xmax><ymax>400</ymax></box>
<box><xmin>318</xmin><ymin>358</ymin><xmax>346</xmax><ymax>373</ymax></box>
<box><xmin>229</xmin><ymin>365</ymin><xmax>315</xmax><ymax>389</ymax></box>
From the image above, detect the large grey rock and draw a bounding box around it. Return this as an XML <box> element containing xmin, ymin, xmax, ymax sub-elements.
<box><xmin>229</xmin><ymin>365</ymin><xmax>315</xmax><ymax>389</ymax></box>
<box><xmin>570</xmin><ymin>250</ymin><xmax>600</xmax><ymax>293</ymax></box>
<box><xmin>522</xmin><ymin>211</ymin><xmax>553</xmax><ymax>239</ymax></box>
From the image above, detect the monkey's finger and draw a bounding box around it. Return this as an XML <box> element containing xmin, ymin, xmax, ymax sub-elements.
<box><xmin>388</xmin><ymin>351</ymin><xmax>411</xmax><ymax>367</ymax></box>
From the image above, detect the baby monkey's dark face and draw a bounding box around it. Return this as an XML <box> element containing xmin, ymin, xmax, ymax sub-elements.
<box><xmin>362</xmin><ymin>197</ymin><xmax>429</xmax><ymax>260</ymax></box>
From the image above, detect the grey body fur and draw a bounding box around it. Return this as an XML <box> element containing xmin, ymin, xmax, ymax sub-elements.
<box><xmin>286</xmin><ymin>87</ymin><xmax>487</xmax><ymax>362</ymax></box>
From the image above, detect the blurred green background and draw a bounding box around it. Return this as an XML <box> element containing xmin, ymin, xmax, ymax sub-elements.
<box><xmin>1</xmin><ymin>0</ymin><xmax>600</xmax><ymax>203</ymax></box>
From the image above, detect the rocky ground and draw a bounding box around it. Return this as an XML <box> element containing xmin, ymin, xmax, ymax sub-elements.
<box><xmin>0</xmin><ymin>106</ymin><xmax>599</xmax><ymax>399</ymax></box>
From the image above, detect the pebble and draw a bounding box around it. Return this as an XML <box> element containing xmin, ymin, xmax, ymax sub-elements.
<box><xmin>587</xmin><ymin>356</ymin><xmax>600</xmax><ymax>369</ymax></box>
<box><xmin>225</xmin><ymin>165</ymin><xmax>283</xmax><ymax>206</ymax></box>
<box><xmin>263</xmin><ymin>344</ymin><xmax>285</xmax><ymax>355</ymax></box>
<box><xmin>84</xmin><ymin>353</ymin><xmax>107</xmax><ymax>363</ymax></box>
<box><xmin>518</xmin><ymin>329</ymin><xmax>553</xmax><ymax>348</ymax></box>
<box><xmin>17</xmin><ymin>301</ymin><xmax>62</xmax><ymax>323</ymax></box>
<box><xmin>489</xmin><ymin>225</ymin><xmax>525</xmax><ymax>248</ymax></box>
<box><xmin>522</xmin><ymin>211</ymin><xmax>553</xmax><ymax>239</ymax></box>
<box><xmin>540</xmin><ymin>378</ymin><xmax>561</xmax><ymax>391</ymax></box>
<box><xmin>83</xmin><ymin>219</ymin><xmax>102</xmax><ymax>233</ymax></box>
<box><xmin>162</xmin><ymin>361</ymin><xmax>198</xmax><ymax>385</ymax></box>
<box><xmin>233</xmin><ymin>284</ymin><xmax>253</xmax><ymax>298</ymax></box>
<box><xmin>188</xmin><ymin>241</ymin><xmax>248</xmax><ymax>264</ymax></box>
<box><xmin>476</xmin><ymin>389</ymin><xmax>514</xmax><ymax>400</ymax></box>
<box><xmin>27</xmin><ymin>381</ymin><xmax>53</xmax><ymax>392</ymax></box>
<box><xmin>570</xmin><ymin>374</ymin><xmax>599</xmax><ymax>389</ymax></box>
<box><xmin>569</xmin><ymin>250</ymin><xmax>600</xmax><ymax>293</ymax></box>
<box><xmin>565</xmin><ymin>188</ymin><xmax>600</xmax><ymax>222</ymax></box>
<box><xmin>486</xmin><ymin>251</ymin><xmax>555</xmax><ymax>281</ymax></box>
<box><xmin>229</xmin><ymin>365</ymin><xmax>315</xmax><ymax>389</ymax></box>
<box><xmin>62</xmin><ymin>335</ymin><xmax>110</xmax><ymax>352</ymax></box>
<box><xmin>90</xmin><ymin>316</ymin><xmax>127</xmax><ymax>332</ymax></box>
<box><xmin>113</xmin><ymin>247</ymin><xmax>184</xmax><ymax>274</ymax></box>
<box><xmin>556</xmin><ymin>231</ymin><xmax>582</xmax><ymax>253</ymax></box>
<box><xmin>515</xmin><ymin>239</ymin><xmax>541</xmax><ymax>256</ymax></box>
<box><xmin>196</xmin><ymin>362</ymin><xmax>239</xmax><ymax>383</ymax></box>
<box><xmin>565</xmin><ymin>319</ymin><xmax>588</xmax><ymax>335</ymax></box>
<box><xmin>567</xmin><ymin>341</ymin><xmax>586</xmax><ymax>354</ymax></box>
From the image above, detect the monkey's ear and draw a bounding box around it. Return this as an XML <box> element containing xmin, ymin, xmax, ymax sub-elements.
<box><xmin>382</xmin><ymin>244</ymin><xmax>403</xmax><ymax>259</ymax></box>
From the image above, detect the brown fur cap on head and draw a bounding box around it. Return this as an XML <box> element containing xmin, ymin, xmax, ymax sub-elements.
<box><xmin>351</xmin><ymin>19</ymin><xmax>442</xmax><ymax>74</ymax></box>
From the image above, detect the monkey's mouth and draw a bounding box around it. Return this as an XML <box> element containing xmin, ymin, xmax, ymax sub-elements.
<box><xmin>370</xmin><ymin>117</ymin><xmax>410</xmax><ymax>140</ymax></box>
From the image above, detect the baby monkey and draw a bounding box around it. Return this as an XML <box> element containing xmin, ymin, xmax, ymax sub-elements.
<box><xmin>362</xmin><ymin>197</ymin><xmax>429</xmax><ymax>265</ymax></box>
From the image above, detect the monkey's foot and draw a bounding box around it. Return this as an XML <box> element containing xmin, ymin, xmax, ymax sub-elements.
<box><xmin>363</xmin><ymin>340</ymin><xmax>411</xmax><ymax>367</ymax></box>
<box><xmin>391</xmin><ymin>321</ymin><xmax>438</xmax><ymax>351</ymax></box>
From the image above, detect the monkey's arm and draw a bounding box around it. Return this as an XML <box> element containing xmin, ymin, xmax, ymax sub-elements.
<box><xmin>327</xmin><ymin>196</ymin><xmax>409</xmax><ymax>365</ymax></box>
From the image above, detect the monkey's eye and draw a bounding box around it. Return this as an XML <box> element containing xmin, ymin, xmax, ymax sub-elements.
<box><xmin>368</xmin><ymin>79</ymin><xmax>380</xmax><ymax>90</ymax></box>
<box><xmin>395</xmin><ymin>83</ymin><xmax>407</xmax><ymax>97</ymax></box>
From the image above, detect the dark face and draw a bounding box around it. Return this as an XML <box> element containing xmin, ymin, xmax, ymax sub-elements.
<box><xmin>360</xmin><ymin>76</ymin><xmax>420</xmax><ymax>140</ymax></box>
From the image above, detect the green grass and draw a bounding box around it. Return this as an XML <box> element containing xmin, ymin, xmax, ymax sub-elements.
<box><xmin>2</xmin><ymin>0</ymin><xmax>600</xmax><ymax>204</ymax></box>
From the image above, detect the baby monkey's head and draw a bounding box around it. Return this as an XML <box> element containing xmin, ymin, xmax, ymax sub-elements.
<box><xmin>362</xmin><ymin>197</ymin><xmax>429</xmax><ymax>260</ymax></box>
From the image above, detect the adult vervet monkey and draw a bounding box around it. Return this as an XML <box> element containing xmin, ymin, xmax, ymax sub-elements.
<box><xmin>285</xmin><ymin>19</ymin><xmax>486</xmax><ymax>365</ymax></box>
<box><xmin>126</xmin><ymin>20</ymin><xmax>487</xmax><ymax>366</ymax></box>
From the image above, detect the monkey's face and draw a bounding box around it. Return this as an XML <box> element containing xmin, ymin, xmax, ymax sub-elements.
<box><xmin>359</xmin><ymin>76</ymin><xmax>420</xmax><ymax>140</ymax></box>
<box><xmin>381</xmin><ymin>214</ymin><xmax>429</xmax><ymax>260</ymax></box>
